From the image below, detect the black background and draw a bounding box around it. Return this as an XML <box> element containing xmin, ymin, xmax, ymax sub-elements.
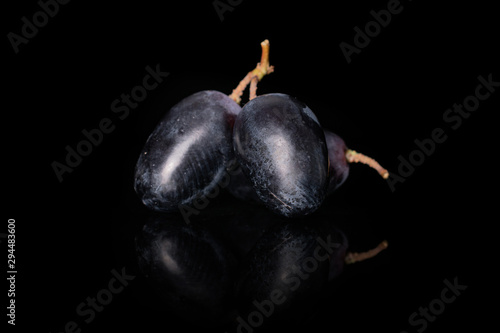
<box><xmin>4</xmin><ymin>0</ymin><xmax>497</xmax><ymax>332</ymax></box>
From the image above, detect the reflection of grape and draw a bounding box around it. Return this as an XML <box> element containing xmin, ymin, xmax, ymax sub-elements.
<box><xmin>233</xmin><ymin>93</ymin><xmax>329</xmax><ymax>217</ymax></box>
<box><xmin>135</xmin><ymin>214</ymin><xmax>237</xmax><ymax>326</ymax></box>
<box><xmin>134</xmin><ymin>90</ymin><xmax>241</xmax><ymax>212</ymax></box>
<box><xmin>235</xmin><ymin>217</ymin><xmax>348</xmax><ymax>329</ymax></box>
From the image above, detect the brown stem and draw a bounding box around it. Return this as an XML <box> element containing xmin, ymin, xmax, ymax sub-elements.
<box><xmin>345</xmin><ymin>149</ymin><xmax>389</xmax><ymax>179</ymax></box>
<box><xmin>345</xmin><ymin>240</ymin><xmax>388</xmax><ymax>264</ymax></box>
<box><xmin>249</xmin><ymin>76</ymin><xmax>259</xmax><ymax>100</ymax></box>
<box><xmin>228</xmin><ymin>39</ymin><xmax>274</xmax><ymax>104</ymax></box>
<box><xmin>228</xmin><ymin>72</ymin><xmax>253</xmax><ymax>105</ymax></box>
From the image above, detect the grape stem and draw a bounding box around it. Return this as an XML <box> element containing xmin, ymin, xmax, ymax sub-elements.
<box><xmin>345</xmin><ymin>240</ymin><xmax>388</xmax><ymax>265</ymax></box>
<box><xmin>229</xmin><ymin>39</ymin><xmax>274</xmax><ymax>104</ymax></box>
<box><xmin>345</xmin><ymin>149</ymin><xmax>389</xmax><ymax>179</ymax></box>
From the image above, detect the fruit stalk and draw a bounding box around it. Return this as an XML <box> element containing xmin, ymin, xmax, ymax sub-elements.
<box><xmin>345</xmin><ymin>240</ymin><xmax>388</xmax><ymax>264</ymax></box>
<box><xmin>345</xmin><ymin>149</ymin><xmax>389</xmax><ymax>179</ymax></box>
<box><xmin>249</xmin><ymin>76</ymin><xmax>259</xmax><ymax>101</ymax></box>
<box><xmin>229</xmin><ymin>39</ymin><xmax>274</xmax><ymax>104</ymax></box>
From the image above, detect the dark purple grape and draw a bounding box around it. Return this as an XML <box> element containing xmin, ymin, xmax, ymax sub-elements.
<box><xmin>134</xmin><ymin>90</ymin><xmax>241</xmax><ymax>212</ymax></box>
<box><xmin>226</xmin><ymin>129</ymin><xmax>348</xmax><ymax>202</ymax></box>
<box><xmin>324</xmin><ymin>129</ymin><xmax>389</xmax><ymax>194</ymax></box>
<box><xmin>135</xmin><ymin>214</ymin><xmax>237</xmax><ymax>325</ymax></box>
<box><xmin>233</xmin><ymin>93</ymin><xmax>329</xmax><ymax>217</ymax></box>
<box><xmin>324</xmin><ymin>129</ymin><xmax>349</xmax><ymax>194</ymax></box>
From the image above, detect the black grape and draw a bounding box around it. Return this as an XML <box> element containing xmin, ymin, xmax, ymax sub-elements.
<box><xmin>324</xmin><ymin>129</ymin><xmax>349</xmax><ymax>194</ymax></box>
<box><xmin>226</xmin><ymin>129</ymin><xmax>347</xmax><ymax>202</ymax></box>
<box><xmin>324</xmin><ymin>128</ymin><xmax>389</xmax><ymax>193</ymax></box>
<box><xmin>134</xmin><ymin>90</ymin><xmax>241</xmax><ymax>212</ymax></box>
<box><xmin>232</xmin><ymin>93</ymin><xmax>329</xmax><ymax>217</ymax></box>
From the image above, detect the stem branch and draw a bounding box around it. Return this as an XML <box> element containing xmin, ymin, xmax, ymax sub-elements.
<box><xmin>345</xmin><ymin>149</ymin><xmax>389</xmax><ymax>179</ymax></box>
<box><xmin>229</xmin><ymin>39</ymin><xmax>274</xmax><ymax>104</ymax></box>
<box><xmin>249</xmin><ymin>76</ymin><xmax>259</xmax><ymax>100</ymax></box>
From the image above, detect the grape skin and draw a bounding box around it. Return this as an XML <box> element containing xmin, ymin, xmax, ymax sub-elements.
<box><xmin>233</xmin><ymin>93</ymin><xmax>329</xmax><ymax>217</ymax></box>
<box><xmin>134</xmin><ymin>90</ymin><xmax>241</xmax><ymax>212</ymax></box>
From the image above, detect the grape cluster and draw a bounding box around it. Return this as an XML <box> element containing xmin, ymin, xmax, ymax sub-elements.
<box><xmin>133</xmin><ymin>40</ymin><xmax>388</xmax><ymax>330</ymax></box>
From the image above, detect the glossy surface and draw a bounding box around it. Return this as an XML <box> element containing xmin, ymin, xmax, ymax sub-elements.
<box><xmin>201</xmin><ymin>202</ymin><xmax>278</xmax><ymax>260</ymax></box>
<box><xmin>133</xmin><ymin>201</ymin><xmax>353</xmax><ymax>330</ymax></box>
<box><xmin>324</xmin><ymin>129</ymin><xmax>350</xmax><ymax>194</ymax></box>
<box><xmin>235</xmin><ymin>218</ymin><xmax>348</xmax><ymax>329</ymax></box>
<box><xmin>134</xmin><ymin>90</ymin><xmax>241</xmax><ymax>212</ymax></box>
<box><xmin>233</xmin><ymin>93</ymin><xmax>329</xmax><ymax>217</ymax></box>
<box><xmin>135</xmin><ymin>214</ymin><xmax>237</xmax><ymax>325</ymax></box>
